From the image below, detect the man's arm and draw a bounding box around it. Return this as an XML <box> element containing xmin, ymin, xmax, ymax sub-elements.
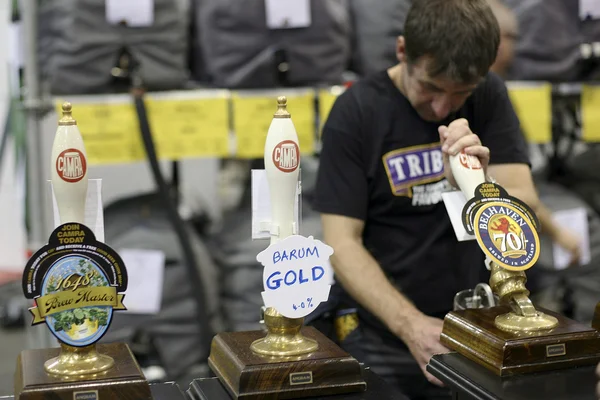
<box><xmin>487</xmin><ymin>163</ymin><xmax>537</xmax><ymax>209</ymax></box>
<box><xmin>488</xmin><ymin>163</ymin><xmax>582</xmax><ymax>265</ymax></box>
<box><xmin>315</xmin><ymin>87</ymin><xmax>447</xmax><ymax>386</ymax></box>
<box><xmin>321</xmin><ymin>212</ymin><xmax>449</xmax><ymax>386</ymax></box>
<box><xmin>321</xmin><ymin>213</ymin><xmax>420</xmax><ymax>334</ymax></box>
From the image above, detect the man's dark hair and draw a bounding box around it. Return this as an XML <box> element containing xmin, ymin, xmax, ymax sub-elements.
<box><xmin>403</xmin><ymin>0</ymin><xmax>500</xmax><ymax>83</ymax></box>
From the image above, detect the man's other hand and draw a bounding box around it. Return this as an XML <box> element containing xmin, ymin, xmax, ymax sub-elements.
<box><xmin>555</xmin><ymin>227</ymin><xmax>583</xmax><ymax>267</ymax></box>
<box><xmin>397</xmin><ymin>314</ymin><xmax>450</xmax><ymax>387</ymax></box>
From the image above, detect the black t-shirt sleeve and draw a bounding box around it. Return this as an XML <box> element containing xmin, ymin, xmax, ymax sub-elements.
<box><xmin>477</xmin><ymin>73</ymin><xmax>531</xmax><ymax>166</ymax></box>
<box><xmin>313</xmin><ymin>88</ymin><xmax>369</xmax><ymax>221</ymax></box>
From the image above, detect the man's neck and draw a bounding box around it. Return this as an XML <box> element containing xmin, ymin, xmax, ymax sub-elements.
<box><xmin>388</xmin><ymin>64</ymin><xmax>408</xmax><ymax>98</ymax></box>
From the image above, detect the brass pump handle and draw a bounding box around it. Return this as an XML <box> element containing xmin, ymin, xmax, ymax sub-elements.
<box><xmin>488</xmin><ymin>262</ymin><xmax>537</xmax><ymax>318</ymax></box>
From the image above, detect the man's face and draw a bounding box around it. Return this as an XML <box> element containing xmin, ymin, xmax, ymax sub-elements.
<box><xmin>400</xmin><ymin>57</ymin><xmax>481</xmax><ymax>123</ymax></box>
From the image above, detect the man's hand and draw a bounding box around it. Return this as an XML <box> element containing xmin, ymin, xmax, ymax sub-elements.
<box><xmin>321</xmin><ymin>214</ymin><xmax>448</xmax><ymax>386</ymax></box>
<box><xmin>555</xmin><ymin>228</ymin><xmax>582</xmax><ymax>267</ymax></box>
<box><xmin>439</xmin><ymin>118</ymin><xmax>490</xmax><ymax>188</ymax></box>
<box><xmin>395</xmin><ymin>314</ymin><xmax>450</xmax><ymax>387</ymax></box>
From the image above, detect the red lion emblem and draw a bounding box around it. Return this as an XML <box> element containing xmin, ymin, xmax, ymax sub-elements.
<box><xmin>490</xmin><ymin>217</ymin><xmax>516</xmax><ymax>234</ymax></box>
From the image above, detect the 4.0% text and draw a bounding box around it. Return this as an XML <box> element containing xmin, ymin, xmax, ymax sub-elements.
<box><xmin>292</xmin><ymin>298</ymin><xmax>314</xmax><ymax>311</ymax></box>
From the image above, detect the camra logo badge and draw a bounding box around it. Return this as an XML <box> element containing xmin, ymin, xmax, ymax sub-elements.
<box><xmin>272</xmin><ymin>140</ymin><xmax>299</xmax><ymax>173</ymax></box>
<box><xmin>23</xmin><ymin>223</ymin><xmax>127</xmax><ymax>347</ymax></box>
<box><xmin>458</xmin><ymin>150</ymin><xmax>482</xmax><ymax>170</ymax></box>
<box><xmin>474</xmin><ymin>202</ymin><xmax>540</xmax><ymax>271</ymax></box>
<box><xmin>56</xmin><ymin>148</ymin><xmax>87</xmax><ymax>183</ymax></box>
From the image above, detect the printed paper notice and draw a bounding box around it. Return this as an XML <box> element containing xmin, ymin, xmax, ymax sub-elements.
<box><xmin>251</xmin><ymin>169</ymin><xmax>301</xmax><ymax>240</ymax></box>
<box><xmin>442</xmin><ymin>190</ymin><xmax>476</xmax><ymax>242</ymax></box>
<box><xmin>552</xmin><ymin>208</ymin><xmax>591</xmax><ymax>270</ymax></box>
<box><xmin>580</xmin><ymin>0</ymin><xmax>600</xmax><ymax>20</ymax></box>
<box><xmin>119</xmin><ymin>249</ymin><xmax>165</xmax><ymax>314</ymax></box>
<box><xmin>106</xmin><ymin>0</ymin><xmax>154</xmax><ymax>27</ymax></box>
<box><xmin>265</xmin><ymin>0</ymin><xmax>311</xmax><ymax>29</ymax></box>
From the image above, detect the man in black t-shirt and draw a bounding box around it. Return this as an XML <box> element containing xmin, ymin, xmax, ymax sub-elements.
<box><xmin>313</xmin><ymin>0</ymin><xmax>554</xmax><ymax>399</ymax></box>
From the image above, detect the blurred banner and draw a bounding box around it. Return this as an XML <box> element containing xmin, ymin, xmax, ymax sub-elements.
<box><xmin>507</xmin><ymin>82</ymin><xmax>552</xmax><ymax>144</ymax></box>
<box><xmin>51</xmin><ymin>80</ymin><xmax>600</xmax><ymax>166</ymax></box>
<box><xmin>582</xmin><ymin>84</ymin><xmax>600</xmax><ymax>142</ymax></box>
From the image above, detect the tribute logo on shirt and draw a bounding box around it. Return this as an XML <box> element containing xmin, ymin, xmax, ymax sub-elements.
<box><xmin>382</xmin><ymin>143</ymin><xmax>447</xmax><ymax>205</ymax></box>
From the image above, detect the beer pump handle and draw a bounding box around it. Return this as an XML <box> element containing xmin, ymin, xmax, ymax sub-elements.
<box><xmin>449</xmin><ymin>151</ymin><xmax>488</xmax><ymax>265</ymax></box>
<box><xmin>448</xmin><ymin>151</ymin><xmax>486</xmax><ymax>201</ymax></box>
<box><xmin>50</xmin><ymin>102</ymin><xmax>89</xmax><ymax>225</ymax></box>
<box><xmin>263</xmin><ymin>96</ymin><xmax>301</xmax><ymax>245</ymax></box>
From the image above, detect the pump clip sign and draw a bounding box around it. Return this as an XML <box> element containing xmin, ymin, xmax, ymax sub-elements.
<box><xmin>257</xmin><ymin>235</ymin><xmax>333</xmax><ymax>319</ymax></box>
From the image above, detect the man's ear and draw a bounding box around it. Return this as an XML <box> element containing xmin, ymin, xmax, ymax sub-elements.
<box><xmin>396</xmin><ymin>36</ymin><xmax>407</xmax><ymax>63</ymax></box>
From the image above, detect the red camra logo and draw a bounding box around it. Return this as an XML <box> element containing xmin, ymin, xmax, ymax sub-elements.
<box><xmin>458</xmin><ymin>150</ymin><xmax>482</xmax><ymax>170</ymax></box>
<box><xmin>56</xmin><ymin>148</ymin><xmax>87</xmax><ymax>183</ymax></box>
<box><xmin>272</xmin><ymin>140</ymin><xmax>300</xmax><ymax>173</ymax></box>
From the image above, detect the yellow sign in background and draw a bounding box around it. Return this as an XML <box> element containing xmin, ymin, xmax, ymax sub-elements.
<box><xmin>232</xmin><ymin>91</ymin><xmax>315</xmax><ymax>159</ymax></box>
<box><xmin>507</xmin><ymin>83</ymin><xmax>552</xmax><ymax>144</ymax></box>
<box><xmin>55</xmin><ymin>94</ymin><xmax>230</xmax><ymax>165</ymax></box>
<box><xmin>582</xmin><ymin>85</ymin><xmax>600</xmax><ymax>142</ymax></box>
<box><xmin>145</xmin><ymin>95</ymin><xmax>230</xmax><ymax>159</ymax></box>
<box><xmin>60</xmin><ymin>81</ymin><xmax>599</xmax><ymax>165</ymax></box>
<box><xmin>55</xmin><ymin>100</ymin><xmax>145</xmax><ymax>165</ymax></box>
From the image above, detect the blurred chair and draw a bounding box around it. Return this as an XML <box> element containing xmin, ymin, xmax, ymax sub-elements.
<box><xmin>348</xmin><ymin>0</ymin><xmax>411</xmax><ymax>77</ymax></box>
<box><xmin>193</xmin><ymin>0</ymin><xmax>353</xmax><ymax>88</ymax></box>
<box><xmin>503</xmin><ymin>0</ymin><xmax>600</xmax><ymax>82</ymax></box>
<box><xmin>528</xmin><ymin>180</ymin><xmax>600</xmax><ymax>325</ymax></box>
<box><xmin>38</xmin><ymin>0</ymin><xmax>192</xmax><ymax>94</ymax></box>
<box><xmin>100</xmin><ymin>192</ymin><xmax>224</xmax><ymax>385</ymax></box>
